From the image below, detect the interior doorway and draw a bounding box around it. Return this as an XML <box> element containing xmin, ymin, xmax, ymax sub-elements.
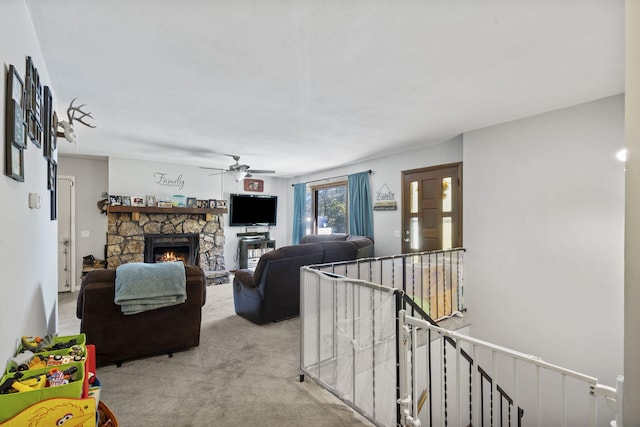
<box><xmin>401</xmin><ymin>163</ymin><xmax>462</xmax><ymax>253</ymax></box>
<box><xmin>57</xmin><ymin>176</ymin><xmax>75</xmax><ymax>292</ymax></box>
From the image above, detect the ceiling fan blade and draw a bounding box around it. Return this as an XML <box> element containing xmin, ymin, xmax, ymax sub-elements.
<box><xmin>247</xmin><ymin>169</ymin><xmax>275</xmax><ymax>174</ymax></box>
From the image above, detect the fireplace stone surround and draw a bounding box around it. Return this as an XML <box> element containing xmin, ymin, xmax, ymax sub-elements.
<box><xmin>106</xmin><ymin>211</ymin><xmax>227</xmax><ymax>284</ymax></box>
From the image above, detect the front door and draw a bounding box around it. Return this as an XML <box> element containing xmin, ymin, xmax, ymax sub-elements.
<box><xmin>402</xmin><ymin>163</ymin><xmax>462</xmax><ymax>253</ymax></box>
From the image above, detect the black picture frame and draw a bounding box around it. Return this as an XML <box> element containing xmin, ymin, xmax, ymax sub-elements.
<box><xmin>186</xmin><ymin>197</ymin><xmax>196</xmax><ymax>208</ymax></box>
<box><xmin>52</xmin><ymin>111</ymin><xmax>58</xmax><ymax>151</ymax></box>
<box><xmin>25</xmin><ymin>56</ymin><xmax>42</xmax><ymax>148</ymax></box>
<box><xmin>47</xmin><ymin>159</ymin><xmax>56</xmax><ymax>190</ymax></box>
<box><xmin>50</xmin><ymin>162</ymin><xmax>57</xmax><ymax>221</ymax></box>
<box><xmin>6</xmin><ymin>65</ymin><xmax>27</xmax><ymax>150</ymax></box>
<box><xmin>43</xmin><ymin>86</ymin><xmax>54</xmax><ymax>160</ymax></box>
<box><xmin>6</xmin><ymin>141</ymin><xmax>24</xmax><ymax>182</ymax></box>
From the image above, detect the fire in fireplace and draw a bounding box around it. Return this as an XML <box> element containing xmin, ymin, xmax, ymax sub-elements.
<box><xmin>144</xmin><ymin>234</ymin><xmax>199</xmax><ymax>266</ymax></box>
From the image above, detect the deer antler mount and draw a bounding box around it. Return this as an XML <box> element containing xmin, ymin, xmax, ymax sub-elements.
<box><xmin>57</xmin><ymin>98</ymin><xmax>96</xmax><ymax>143</ymax></box>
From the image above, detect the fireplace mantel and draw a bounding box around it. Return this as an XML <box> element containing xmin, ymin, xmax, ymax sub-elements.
<box><xmin>107</xmin><ymin>206</ymin><xmax>227</xmax><ymax>221</ymax></box>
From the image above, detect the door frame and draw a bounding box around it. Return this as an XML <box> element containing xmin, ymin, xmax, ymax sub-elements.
<box><xmin>401</xmin><ymin>162</ymin><xmax>463</xmax><ymax>253</ymax></box>
<box><xmin>58</xmin><ymin>175</ymin><xmax>76</xmax><ymax>292</ymax></box>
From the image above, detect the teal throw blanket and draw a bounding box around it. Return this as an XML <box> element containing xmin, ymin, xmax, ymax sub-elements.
<box><xmin>115</xmin><ymin>261</ymin><xmax>187</xmax><ymax>315</ymax></box>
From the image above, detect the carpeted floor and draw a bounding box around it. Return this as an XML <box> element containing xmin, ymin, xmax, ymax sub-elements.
<box><xmin>57</xmin><ymin>282</ymin><xmax>373</xmax><ymax>426</ymax></box>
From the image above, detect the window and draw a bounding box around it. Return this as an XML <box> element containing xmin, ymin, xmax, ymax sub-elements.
<box><xmin>305</xmin><ymin>181</ymin><xmax>348</xmax><ymax>235</ymax></box>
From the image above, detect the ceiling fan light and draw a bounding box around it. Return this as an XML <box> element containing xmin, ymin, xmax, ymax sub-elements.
<box><xmin>231</xmin><ymin>170</ymin><xmax>247</xmax><ymax>182</ymax></box>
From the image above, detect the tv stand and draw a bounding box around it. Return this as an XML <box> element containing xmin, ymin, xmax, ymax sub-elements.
<box><xmin>237</xmin><ymin>232</ymin><xmax>275</xmax><ymax>270</ymax></box>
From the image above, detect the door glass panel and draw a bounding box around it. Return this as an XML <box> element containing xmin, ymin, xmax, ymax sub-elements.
<box><xmin>410</xmin><ymin>181</ymin><xmax>418</xmax><ymax>214</ymax></box>
<box><xmin>442</xmin><ymin>177</ymin><xmax>452</xmax><ymax>213</ymax></box>
<box><xmin>442</xmin><ymin>217</ymin><xmax>452</xmax><ymax>250</ymax></box>
<box><xmin>410</xmin><ymin>217</ymin><xmax>419</xmax><ymax>250</ymax></box>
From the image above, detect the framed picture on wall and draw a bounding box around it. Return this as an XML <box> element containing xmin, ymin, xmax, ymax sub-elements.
<box><xmin>42</xmin><ymin>86</ymin><xmax>54</xmax><ymax>160</ymax></box>
<box><xmin>244</xmin><ymin>178</ymin><xmax>263</xmax><ymax>192</ymax></box>
<box><xmin>6</xmin><ymin>65</ymin><xmax>26</xmax><ymax>150</ymax></box>
<box><xmin>50</xmin><ymin>164</ymin><xmax>57</xmax><ymax>221</ymax></box>
<box><xmin>25</xmin><ymin>56</ymin><xmax>42</xmax><ymax>148</ymax></box>
<box><xmin>5</xmin><ymin>142</ymin><xmax>24</xmax><ymax>182</ymax></box>
<box><xmin>47</xmin><ymin>160</ymin><xmax>56</xmax><ymax>190</ymax></box>
<box><xmin>145</xmin><ymin>195</ymin><xmax>156</xmax><ymax>207</ymax></box>
<box><xmin>186</xmin><ymin>197</ymin><xmax>196</xmax><ymax>208</ymax></box>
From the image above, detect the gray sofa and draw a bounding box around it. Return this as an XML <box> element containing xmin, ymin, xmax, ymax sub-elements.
<box><xmin>233</xmin><ymin>234</ymin><xmax>374</xmax><ymax>324</ymax></box>
<box><xmin>299</xmin><ymin>233</ymin><xmax>374</xmax><ymax>260</ymax></box>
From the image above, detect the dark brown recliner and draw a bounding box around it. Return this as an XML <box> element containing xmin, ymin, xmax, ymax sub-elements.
<box><xmin>233</xmin><ymin>235</ymin><xmax>374</xmax><ymax>324</ymax></box>
<box><xmin>76</xmin><ymin>265</ymin><xmax>206</xmax><ymax>366</ymax></box>
<box><xmin>233</xmin><ymin>243</ymin><xmax>325</xmax><ymax>324</ymax></box>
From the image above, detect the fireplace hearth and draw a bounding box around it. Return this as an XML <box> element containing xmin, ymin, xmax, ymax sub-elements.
<box><xmin>144</xmin><ymin>234</ymin><xmax>199</xmax><ymax>265</ymax></box>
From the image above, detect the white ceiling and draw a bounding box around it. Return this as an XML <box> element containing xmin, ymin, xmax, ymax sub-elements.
<box><xmin>25</xmin><ymin>0</ymin><xmax>624</xmax><ymax>177</ymax></box>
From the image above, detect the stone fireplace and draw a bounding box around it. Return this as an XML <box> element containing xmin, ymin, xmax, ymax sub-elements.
<box><xmin>106</xmin><ymin>211</ymin><xmax>227</xmax><ymax>284</ymax></box>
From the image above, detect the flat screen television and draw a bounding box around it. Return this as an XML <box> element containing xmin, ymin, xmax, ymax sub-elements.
<box><xmin>229</xmin><ymin>193</ymin><xmax>278</xmax><ymax>226</ymax></box>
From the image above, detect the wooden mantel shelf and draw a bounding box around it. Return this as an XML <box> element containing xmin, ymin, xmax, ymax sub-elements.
<box><xmin>107</xmin><ymin>206</ymin><xmax>227</xmax><ymax>221</ymax></box>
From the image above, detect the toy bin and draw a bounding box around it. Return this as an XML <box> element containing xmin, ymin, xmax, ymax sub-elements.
<box><xmin>0</xmin><ymin>397</ymin><xmax>96</xmax><ymax>427</ymax></box>
<box><xmin>6</xmin><ymin>345</ymin><xmax>87</xmax><ymax>374</ymax></box>
<box><xmin>0</xmin><ymin>361</ymin><xmax>85</xmax><ymax>423</ymax></box>
<box><xmin>97</xmin><ymin>401</ymin><xmax>119</xmax><ymax>426</ymax></box>
<box><xmin>15</xmin><ymin>334</ymin><xmax>86</xmax><ymax>355</ymax></box>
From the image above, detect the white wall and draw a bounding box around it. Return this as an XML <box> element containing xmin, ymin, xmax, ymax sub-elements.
<box><xmin>0</xmin><ymin>0</ymin><xmax>58</xmax><ymax>363</ymax></box>
<box><xmin>107</xmin><ymin>157</ymin><xmax>289</xmax><ymax>271</ymax></box>
<box><xmin>464</xmin><ymin>95</ymin><xmax>624</xmax><ymax>391</ymax></box>
<box><xmin>286</xmin><ymin>135</ymin><xmax>463</xmax><ymax>256</ymax></box>
<box><xmin>57</xmin><ymin>156</ymin><xmax>108</xmax><ymax>282</ymax></box>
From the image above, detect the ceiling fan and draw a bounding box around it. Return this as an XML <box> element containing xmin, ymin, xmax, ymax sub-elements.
<box><xmin>203</xmin><ymin>154</ymin><xmax>275</xmax><ymax>182</ymax></box>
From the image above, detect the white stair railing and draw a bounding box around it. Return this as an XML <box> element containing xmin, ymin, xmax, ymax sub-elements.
<box><xmin>398</xmin><ymin>309</ymin><xmax>621</xmax><ymax>427</ymax></box>
<box><xmin>299</xmin><ymin>250</ymin><xmax>622</xmax><ymax>427</ymax></box>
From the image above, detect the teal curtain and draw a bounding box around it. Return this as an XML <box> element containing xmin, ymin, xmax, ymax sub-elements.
<box><xmin>348</xmin><ymin>172</ymin><xmax>374</xmax><ymax>238</ymax></box>
<box><xmin>292</xmin><ymin>183</ymin><xmax>307</xmax><ymax>244</ymax></box>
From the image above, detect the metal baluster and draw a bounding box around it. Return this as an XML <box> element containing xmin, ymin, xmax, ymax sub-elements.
<box><xmin>444</xmin><ymin>339</ymin><xmax>448</xmax><ymax>426</ymax></box>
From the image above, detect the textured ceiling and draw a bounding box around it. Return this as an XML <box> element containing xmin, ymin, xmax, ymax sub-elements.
<box><xmin>25</xmin><ymin>0</ymin><xmax>624</xmax><ymax>177</ymax></box>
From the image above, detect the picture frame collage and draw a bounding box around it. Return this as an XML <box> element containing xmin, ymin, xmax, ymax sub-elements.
<box><xmin>5</xmin><ymin>57</ymin><xmax>58</xmax><ymax>220</ymax></box>
<box><xmin>108</xmin><ymin>194</ymin><xmax>227</xmax><ymax>210</ymax></box>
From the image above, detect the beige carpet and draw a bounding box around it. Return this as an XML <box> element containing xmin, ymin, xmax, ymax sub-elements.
<box><xmin>57</xmin><ymin>283</ymin><xmax>373</xmax><ymax>426</ymax></box>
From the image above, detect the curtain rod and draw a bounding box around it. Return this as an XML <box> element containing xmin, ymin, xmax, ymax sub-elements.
<box><xmin>291</xmin><ymin>169</ymin><xmax>372</xmax><ymax>187</ymax></box>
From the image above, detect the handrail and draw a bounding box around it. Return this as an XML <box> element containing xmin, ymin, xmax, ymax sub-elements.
<box><xmin>300</xmin><ymin>248</ymin><xmax>619</xmax><ymax>427</ymax></box>
<box><xmin>402</xmin><ymin>293</ymin><xmax>524</xmax><ymax>426</ymax></box>
<box><xmin>399</xmin><ymin>309</ymin><xmax>619</xmax><ymax>426</ymax></box>
<box><xmin>408</xmin><ymin>314</ymin><xmax>599</xmax><ymax>385</ymax></box>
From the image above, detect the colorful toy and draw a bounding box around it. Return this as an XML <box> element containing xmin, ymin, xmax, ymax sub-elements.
<box><xmin>19</xmin><ymin>335</ymin><xmax>56</xmax><ymax>353</ymax></box>
<box><xmin>46</xmin><ymin>354</ymin><xmax>84</xmax><ymax>367</ymax></box>
<box><xmin>7</xmin><ymin>351</ymin><xmax>34</xmax><ymax>372</ymax></box>
<box><xmin>0</xmin><ymin>373</ymin><xmax>46</xmax><ymax>394</ymax></box>
<box><xmin>46</xmin><ymin>366</ymin><xmax>77</xmax><ymax>388</ymax></box>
